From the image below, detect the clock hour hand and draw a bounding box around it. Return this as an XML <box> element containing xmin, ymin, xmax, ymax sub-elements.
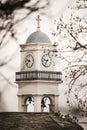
<box><xmin>27</xmin><ymin>59</ymin><xmax>31</xmax><ymax>62</ymax></box>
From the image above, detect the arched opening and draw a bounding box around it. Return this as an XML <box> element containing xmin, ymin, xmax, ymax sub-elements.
<box><xmin>25</xmin><ymin>96</ymin><xmax>34</xmax><ymax>112</ymax></box>
<box><xmin>41</xmin><ymin>96</ymin><xmax>52</xmax><ymax>113</ymax></box>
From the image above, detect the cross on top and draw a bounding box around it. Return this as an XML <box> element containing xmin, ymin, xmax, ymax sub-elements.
<box><xmin>36</xmin><ymin>15</ymin><xmax>42</xmax><ymax>31</ymax></box>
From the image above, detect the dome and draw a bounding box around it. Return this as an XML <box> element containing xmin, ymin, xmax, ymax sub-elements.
<box><xmin>26</xmin><ymin>31</ymin><xmax>51</xmax><ymax>44</ymax></box>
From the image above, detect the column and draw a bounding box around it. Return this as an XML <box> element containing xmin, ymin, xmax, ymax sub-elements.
<box><xmin>34</xmin><ymin>95</ymin><xmax>42</xmax><ymax>112</ymax></box>
<box><xmin>18</xmin><ymin>95</ymin><xmax>24</xmax><ymax>112</ymax></box>
<box><xmin>54</xmin><ymin>95</ymin><xmax>59</xmax><ymax>113</ymax></box>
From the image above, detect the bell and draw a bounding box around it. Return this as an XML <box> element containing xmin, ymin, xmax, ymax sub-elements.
<box><xmin>41</xmin><ymin>103</ymin><xmax>46</xmax><ymax>108</ymax></box>
<box><xmin>28</xmin><ymin>96</ymin><xmax>32</xmax><ymax>103</ymax></box>
<box><xmin>41</xmin><ymin>99</ymin><xmax>46</xmax><ymax>108</ymax></box>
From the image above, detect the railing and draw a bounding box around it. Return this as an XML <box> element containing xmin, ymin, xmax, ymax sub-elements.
<box><xmin>16</xmin><ymin>71</ymin><xmax>62</xmax><ymax>82</ymax></box>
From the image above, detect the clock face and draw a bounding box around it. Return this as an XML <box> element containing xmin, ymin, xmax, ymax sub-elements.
<box><xmin>41</xmin><ymin>54</ymin><xmax>52</xmax><ymax>67</ymax></box>
<box><xmin>25</xmin><ymin>54</ymin><xmax>34</xmax><ymax>68</ymax></box>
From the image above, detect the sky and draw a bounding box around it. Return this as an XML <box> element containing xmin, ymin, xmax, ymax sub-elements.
<box><xmin>0</xmin><ymin>0</ymin><xmax>82</xmax><ymax>113</ymax></box>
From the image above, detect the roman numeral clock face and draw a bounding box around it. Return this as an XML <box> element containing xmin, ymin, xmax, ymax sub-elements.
<box><xmin>25</xmin><ymin>54</ymin><xmax>34</xmax><ymax>68</ymax></box>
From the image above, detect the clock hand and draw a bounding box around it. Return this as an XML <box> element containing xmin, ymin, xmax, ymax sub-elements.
<box><xmin>44</xmin><ymin>59</ymin><xmax>48</xmax><ymax>65</ymax></box>
<box><xmin>27</xmin><ymin>59</ymin><xmax>31</xmax><ymax>62</ymax></box>
<box><xmin>44</xmin><ymin>58</ymin><xmax>48</xmax><ymax>61</ymax></box>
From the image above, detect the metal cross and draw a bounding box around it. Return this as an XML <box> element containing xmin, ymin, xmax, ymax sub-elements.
<box><xmin>36</xmin><ymin>15</ymin><xmax>42</xmax><ymax>31</ymax></box>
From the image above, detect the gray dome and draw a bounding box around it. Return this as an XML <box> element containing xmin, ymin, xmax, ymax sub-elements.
<box><xmin>26</xmin><ymin>31</ymin><xmax>51</xmax><ymax>44</ymax></box>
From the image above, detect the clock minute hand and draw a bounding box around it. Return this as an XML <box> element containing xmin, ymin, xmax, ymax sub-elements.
<box><xmin>44</xmin><ymin>59</ymin><xmax>48</xmax><ymax>65</ymax></box>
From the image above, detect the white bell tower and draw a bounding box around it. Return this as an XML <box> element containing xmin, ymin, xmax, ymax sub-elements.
<box><xmin>16</xmin><ymin>15</ymin><xmax>62</xmax><ymax>113</ymax></box>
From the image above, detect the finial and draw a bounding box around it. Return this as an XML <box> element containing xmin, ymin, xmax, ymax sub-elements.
<box><xmin>36</xmin><ymin>15</ymin><xmax>42</xmax><ymax>31</ymax></box>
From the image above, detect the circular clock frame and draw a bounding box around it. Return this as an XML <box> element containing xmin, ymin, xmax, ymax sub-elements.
<box><xmin>25</xmin><ymin>54</ymin><xmax>34</xmax><ymax>68</ymax></box>
<box><xmin>41</xmin><ymin>54</ymin><xmax>52</xmax><ymax>67</ymax></box>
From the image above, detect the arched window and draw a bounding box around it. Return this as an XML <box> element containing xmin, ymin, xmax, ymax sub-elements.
<box><xmin>41</xmin><ymin>97</ymin><xmax>52</xmax><ymax>113</ymax></box>
<box><xmin>25</xmin><ymin>96</ymin><xmax>34</xmax><ymax>112</ymax></box>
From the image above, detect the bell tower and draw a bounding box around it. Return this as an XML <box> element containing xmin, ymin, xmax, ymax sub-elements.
<box><xmin>16</xmin><ymin>15</ymin><xmax>62</xmax><ymax>113</ymax></box>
